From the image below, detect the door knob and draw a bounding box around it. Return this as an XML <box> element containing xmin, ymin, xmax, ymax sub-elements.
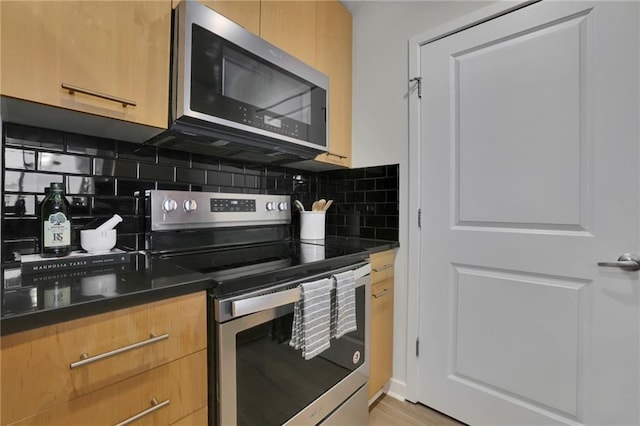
<box><xmin>598</xmin><ymin>253</ymin><xmax>640</xmax><ymax>271</ymax></box>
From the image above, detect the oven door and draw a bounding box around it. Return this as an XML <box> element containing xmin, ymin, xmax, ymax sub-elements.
<box><xmin>213</xmin><ymin>264</ymin><xmax>370</xmax><ymax>426</ymax></box>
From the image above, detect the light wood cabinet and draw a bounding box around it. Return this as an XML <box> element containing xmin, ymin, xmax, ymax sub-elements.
<box><xmin>0</xmin><ymin>1</ymin><xmax>171</xmax><ymax>129</ymax></box>
<box><xmin>369</xmin><ymin>250</ymin><xmax>395</xmax><ymax>400</ymax></box>
<box><xmin>197</xmin><ymin>0</ymin><xmax>261</xmax><ymax>35</ymax></box>
<box><xmin>10</xmin><ymin>350</ymin><xmax>207</xmax><ymax>426</ymax></box>
<box><xmin>0</xmin><ymin>292</ymin><xmax>207</xmax><ymax>426</ymax></box>
<box><xmin>260</xmin><ymin>0</ymin><xmax>317</xmax><ymax>67</ymax></box>
<box><xmin>314</xmin><ymin>0</ymin><xmax>352</xmax><ymax>168</ymax></box>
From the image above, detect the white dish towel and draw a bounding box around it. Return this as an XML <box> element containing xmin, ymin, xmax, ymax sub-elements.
<box><xmin>331</xmin><ymin>270</ymin><xmax>357</xmax><ymax>338</ymax></box>
<box><xmin>290</xmin><ymin>277</ymin><xmax>332</xmax><ymax>360</ymax></box>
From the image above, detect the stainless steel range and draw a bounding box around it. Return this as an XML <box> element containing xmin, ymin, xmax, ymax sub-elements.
<box><xmin>144</xmin><ymin>190</ymin><xmax>370</xmax><ymax>426</ymax></box>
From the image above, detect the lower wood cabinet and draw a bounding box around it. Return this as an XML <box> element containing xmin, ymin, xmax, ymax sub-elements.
<box><xmin>10</xmin><ymin>350</ymin><xmax>207</xmax><ymax>426</ymax></box>
<box><xmin>0</xmin><ymin>292</ymin><xmax>207</xmax><ymax>426</ymax></box>
<box><xmin>368</xmin><ymin>250</ymin><xmax>395</xmax><ymax>400</ymax></box>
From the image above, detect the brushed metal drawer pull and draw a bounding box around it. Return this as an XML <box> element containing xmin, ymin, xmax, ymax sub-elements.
<box><xmin>326</xmin><ymin>152</ymin><xmax>348</xmax><ymax>159</ymax></box>
<box><xmin>69</xmin><ymin>333</ymin><xmax>169</xmax><ymax>369</ymax></box>
<box><xmin>372</xmin><ymin>264</ymin><xmax>393</xmax><ymax>273</ymax></box>
<box><xmin>373</xmin><ymin>288</ymin><xmax>391</xmax><ymax>298</ymax></box>
<box><xmin>61</xmin><ymin>83</ymin><xmax>137</xmax><ymax>107</ymax></box>
<box><xmin>114</xmin><ymin>397</ymin><xmax>170</xmax><ymax>426</ymax></box>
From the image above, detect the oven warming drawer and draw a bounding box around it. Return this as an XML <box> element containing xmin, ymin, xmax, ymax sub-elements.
<box><xmin>318</xmin><ymin>385</ymin><xmax>369</xmax><ymax>425</ymax></box>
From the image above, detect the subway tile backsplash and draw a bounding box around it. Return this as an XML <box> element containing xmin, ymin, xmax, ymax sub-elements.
<box><xmin>2</xmin><ymin>123</ymin><xmax>399</xmax><ymax>258</ymax></box>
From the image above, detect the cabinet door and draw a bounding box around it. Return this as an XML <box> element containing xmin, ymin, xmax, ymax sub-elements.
<box><xmin>10</xmin><ymin>350</ymin><xmax>207</xmax><ymax>426</ymax></box>
<box><xmin>1</xmin><ymin>292</ymin><xmax>206</xmax><ymax>426</ymax></box>
<box><xmin>369</xmin><ymin>277</ymin><xmax>394</xmax><ymax>399</ymax></box>
<box><xmin>314</xmin><ymin>0</ymin><xmax>352</xmax><ymax>168</ymax></box>
<box><xmin>1</xmin><ymin>1</ymin><xmax>171</xmax><ymax>129</ymax></box>
<box><xmin>260</xmin><ymin>0</ymin><xmax>317</xmax><ymax>66</ymax></box>
<box><xmin>201</xmin><ymin>0</ymin><xmax>260</xmax><ymax>35</ymax></box>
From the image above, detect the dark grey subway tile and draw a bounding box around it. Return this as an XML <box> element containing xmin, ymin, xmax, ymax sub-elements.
<box><xmin>93</xmin><ymin>177</ymin><xmax>116</xmax><ymax>196</ymax></box>
<box><xmin>3</xmin><ymin>195</ymin><xmax>35</xmax><ymax>216</ymax></box>
<box><xmin>345</xmin><ymin>168</ymin><xmax>365</xmax><ymax>179</ymax></box>
<box><xmin>364</xmin><ymin>166</ymin><xmax>387</xmax><ymax>178</ymax></box>
<box><xmin>364</xmin><ymin>191</ymin><xmax>386</xmax><ymax>203</ymax></box>
<box><xmin>117</xmin><ymin>179</ymin><xmax>155</xmax><ymax>196</ymax></box>
<box><xmin>355</xmin><ymin>179</ymin><xmax>375</xmax><ymax>191</ymax></box>
<box><xmin>157</xmin><ymin>182</ymin><xmax>191</xmax><ymax>191</ymax></box>
<box><xmin>220</xmin><ymin>161</ymin><xmax>243</xmax><ymax>174</ymax></box>
<box><xmin>67</xmin><ymin>133</ymin><xmax>116</xmax><ymax>157</ymax></box>
<box><xmin>159</xmin><ymin>148</ymin><xmax>191</xmax><ymax>167</ymax></box>
<box><xmin>3</xmin><ymin>218</ymin><xmax>39</xmax><ymax>240</ymax></box>
<box><xmin>4</xmin><ymin>124</ymin><xmax>65</xmax><ymax>151</ymax></box>
<box><xmin>176</xmin><ymin>168</ymin><xmax>205</xmax><ymax>184</ymax></box>
<box><xmin>4</xmin><ymin>171</ymin><xmax>62</xmax><ymax>193</ymax></box>
<box><xmin>386</xmin><ymin>190</ymin><xmax>398</xmax><ymax>203</ymax></box>
<box><xmin>192</xmin><ymin>155</ymin><xmax>220</xmax><ymax>170</ymax></box>
<box><xmin>360</xmin><ymin>227</ymin><xmax>375</xmax><ymax>239</ymax></box>
<box><xmin>67</xmin><ymin>176</ymin><xmax>95</xmax><ymax>195</ymax></box>
<box><xmin>376</xmin><ymin>176</ymin><xmax>398</xmax><ymax>190</ymax></box>
<box><xmin>139</xmin><ymin>163</ymin><xmax>174</xmax><ymax>181</ymax></box>
<box><xmin>37</xmin><ymin>152</ymin><xmax>90</xmax><ymax>175</ymax></box>
<box><xmin>94</xmin><ymin>158</ymin><xmax>137</xmax><ymax>178</ymax></box>
<box><xmin>375</xmin><ymin>228</ymin><xmax>398</xmax><ymax>241</ymax></box>
<box><xmin>5</xmin><ymin>148</ymin><xmax>36</xmax><ymax>170</ymax></box>
<box><xmin>386</xmin><ymin>216</ymin><xmax>399</xmax><ymax>229</ymax></box>
<box><xmin>207</xmin><ymin>171</ymin><xmax>233</xmax><ymax>186</ymax></box>
<box><xmin>92</xmin><ymin>197</ymin><xmax>137</xmax><ymax>216</ymax></box>
<box><xmin>69</xmin><ymin>197</ymin><xmax>91</xmax><ymax>217</ymax></box>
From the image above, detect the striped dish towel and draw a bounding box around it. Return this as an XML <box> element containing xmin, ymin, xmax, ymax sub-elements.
<box><xmin>331</xmin><ymin>270</ymin><xmax>357</xmax><ymax>339</ymax></box>
<box><xmin>290</xmin><ymin>278</ymin><xmax>332</xmax><ymax>360</ymax></box>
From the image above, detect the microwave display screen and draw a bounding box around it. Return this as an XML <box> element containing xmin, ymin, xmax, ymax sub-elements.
<box><xmin>190</xmin><ymin>24</ymin><xmax>326</xmax><ymax>147</ymax></box>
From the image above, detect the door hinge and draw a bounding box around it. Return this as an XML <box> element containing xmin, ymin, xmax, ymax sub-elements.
<box><xmin>410</xmin><ymin>76</ymin><xmax>422</xmax><ymax>98</ymax></box>
<box><xmin>416</xmin><ymin>338</ymin><xmax>420</xmax><ymax>357</ymax></box>
<box><xmin>418</xmin><ymin>208</ymin><xmax>422</xmax><ymax>228</ymax></box>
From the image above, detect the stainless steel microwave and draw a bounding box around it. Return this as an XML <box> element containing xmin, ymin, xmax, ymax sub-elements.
<box><xmin>147</xmin><ymin>1</ymin><xmax>329</xmax><ymax>163</ymax></box>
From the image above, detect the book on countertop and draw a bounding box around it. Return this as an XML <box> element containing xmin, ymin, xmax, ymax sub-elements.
<box><xmin>20</xmin><ymin>249</ymin><xmax>131</xmax><ymax>274</ymax></box>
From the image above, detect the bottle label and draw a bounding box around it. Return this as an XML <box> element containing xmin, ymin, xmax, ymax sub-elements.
<box><xmin>43</xmin><ymin>212</ymin><xmax>71</xmax><ymax>247</ymax></box>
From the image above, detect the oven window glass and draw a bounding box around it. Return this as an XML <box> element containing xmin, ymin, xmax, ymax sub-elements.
<box><xmin>235</xmin><ymin>286</ymin><xmax>365</xmax><ymax>425</ymax></box>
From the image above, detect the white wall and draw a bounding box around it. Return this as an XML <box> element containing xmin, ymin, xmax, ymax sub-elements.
<box><xmin>349</xmin><ymin>0</ymin><xmax>493</xmax><ymax>399</ymax></box>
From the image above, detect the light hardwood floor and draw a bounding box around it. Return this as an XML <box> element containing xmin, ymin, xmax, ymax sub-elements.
<box><xmin>369</xmin><ymin>394</ymin><xmax>465</xmax><ymax>426</ymax></box>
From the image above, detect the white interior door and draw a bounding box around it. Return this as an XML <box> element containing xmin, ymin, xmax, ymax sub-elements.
<box><xmin>417</xmin><ymin>2</ymin><xmax>640</xmax><ymax>425</ymax></box>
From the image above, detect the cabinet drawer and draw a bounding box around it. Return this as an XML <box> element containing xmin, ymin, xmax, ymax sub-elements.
<box><xmin>370</xmin><ymin>250</ymin><xmax>395</xmax><ymax>284</ymax></box>
<box><xmin>1</xmin><ymin>292</ymin><xmax>206</xmax><ymax>425</ymax></box>
<box><xmin>11</xmin><ymin>350</ymin><xmax>207</xmax><ymax>426</ymax></box>
<box><xmin>172</xmin><ymin>407</ymin><xmax>208</xmax><ymax>426</ymax></box>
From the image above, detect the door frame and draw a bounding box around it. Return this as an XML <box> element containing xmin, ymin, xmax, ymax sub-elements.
<box><xmin>405</xmin><ymin>0</ymin><xmax>537</xmax><ymax>403</ymax></box>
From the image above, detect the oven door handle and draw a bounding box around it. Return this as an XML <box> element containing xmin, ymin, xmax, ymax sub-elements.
<box><xmin>231</xmin><ymin>263</ymin><xmax>371</xmax><ymax>318</ymax></box>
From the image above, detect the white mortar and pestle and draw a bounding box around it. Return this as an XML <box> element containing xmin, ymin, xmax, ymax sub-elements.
<box><xmin>80</xmin><ymin>214</ymin><xmax>123</xmax><ymax>254</ymax></box>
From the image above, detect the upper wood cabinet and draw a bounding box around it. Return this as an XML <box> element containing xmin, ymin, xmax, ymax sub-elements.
<box><xmin>260</xmin><ymin>0</ymin><xmax>317</xmax><ymax>67</ymax></box>
<box><xmin>0</xmin><ymin>1</ymin><xmax>171</xmax><ymax>129</ymax></box>
<box><xmin>198</xmin><ymin>0</ymin><xmax>261</xmax><ymax>35</ymax></box>
<box><xmin>314</xmin><ymin>0</ymin><xmax>352</xmax><ymax>168</ymax></box>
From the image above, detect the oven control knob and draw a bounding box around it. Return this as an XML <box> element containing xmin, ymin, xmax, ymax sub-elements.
<box><xmin>277</xmin><ymin>202</ymin><xmax>288</xmax><ymax>211</ymax></box>
<box><xmin>183</xmin><ymin>199</ymin><xmax>198</xmax><ymax>212</ymax></box>
<box><xmin>162</xmin><ymin>199</ymin><xmax>178</xmax><ymax>213</ymax></box>
<box><xmin>266</xmin><ymin>201</ymin><xmax>276</xmax><ymax>211</ymax></box>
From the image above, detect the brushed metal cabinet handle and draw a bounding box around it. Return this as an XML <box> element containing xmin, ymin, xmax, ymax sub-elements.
<box><xmin>61</xmin><ymin>83</ymin><xmax>137</xmax><ymax>107</ymax></box>
<box><xmin>326</xmin><ymin>152</ymin><xmax>348</xmax><ymax>159</ymax></box>
<box><xmin>69</xmin><ymin>333</ymin><xmax>169</xmax><ymax>369</ymax></box>
<box><xmin>372</xmin><ymin>264</ymin><xmax>393</xmax><ymax>273</ymax></box>
<box><xmin>373</xmin><ymin>288</ymin><xmax>391</xmax><ymax>298</ymax></box>
<box><xmin>114</xmin><ymin>397</ymin><xmax>170</xmax><ymax>426</ymax></box>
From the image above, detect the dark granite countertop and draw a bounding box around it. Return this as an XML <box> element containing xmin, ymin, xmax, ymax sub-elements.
<box><xmin>1</xmin><ymin>238</ymin><xmax>398</xmax><ymax>336</ymax></box>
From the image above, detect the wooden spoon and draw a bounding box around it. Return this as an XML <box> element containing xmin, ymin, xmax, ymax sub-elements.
<box><xmin>317</xmin><ymin>199</ymin><xmax>326</xmax><ymax>211</ymax></box>
<box><xmin>311</xmin><ymin>200</ymin><xmax>319</xmax><ymax>211</ymax></box>
<box><xmin>322</xmin><ymin>200</ymin><xmax>333</xmax><ymax>211</ymax></box>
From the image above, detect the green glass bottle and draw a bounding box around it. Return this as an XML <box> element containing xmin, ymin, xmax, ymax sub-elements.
<box><xmin>41</xmin><ymin>182</ymin><xmax>71</xmax><ymax>257</ymax></box>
